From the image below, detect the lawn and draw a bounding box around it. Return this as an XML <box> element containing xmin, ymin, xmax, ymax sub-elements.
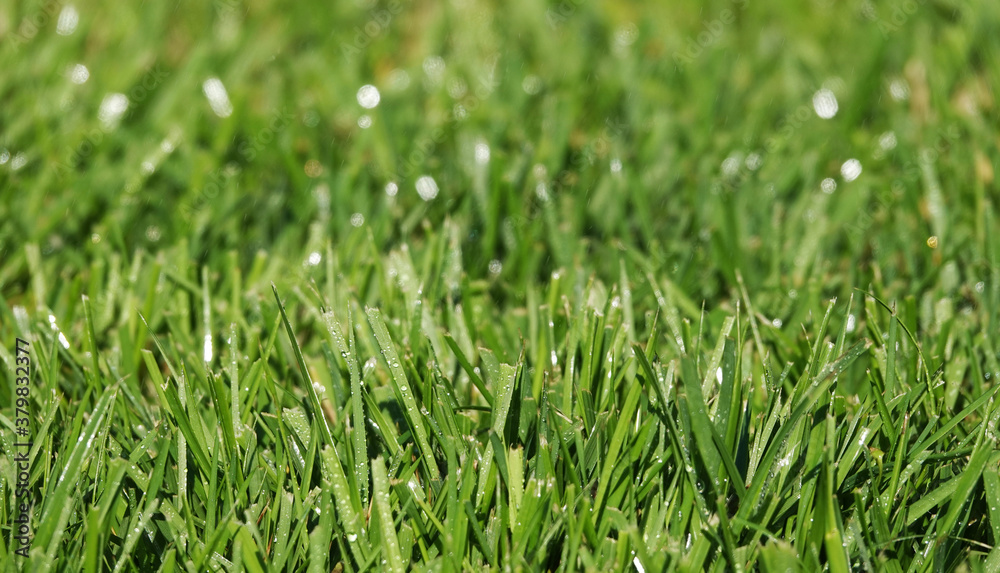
<box><xmin>1</xmin><ymin>0</ymin><xmax>999</xmax><ymax>570</ymax></box>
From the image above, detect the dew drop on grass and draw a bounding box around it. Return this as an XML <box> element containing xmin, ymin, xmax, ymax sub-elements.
<box><xmin>416</xmin><ymin>176</ymin><xmax>438</xmax><ymax>200</ymax></box>
<box><xmin>388</xmin><ymin>69</ymin><xmax>410</xmax><ymax>91</ymax></box>
<box><xmin>613</xmin><ymin>23</ymin><xmax>638</xmax><ymax>49</ymax></box>
<box><xmin>475</xmin><ymin>141</ymin><xmax>490</xmax><ymax>165</ymax></box>
<box><xmin>98</xmin><ymin>93</ymin><xmax>129</xmax><ymax>127</ymax></box>
<box><xmin>879</xmin><ymin>131</ymin><xmax>897</xmax><ymax>151</ymax></box>
<box><xmin>812</xmin><ymin>88</ymin><xmax>838</xmax><ymax>119</ymax></box>
<box><xmin>535</xmin><ymin>182</ymin><xmax>550</xmax><ymax>202</ymax></box>
<box><xmin>357</xmin><ymin>85</ymin><xmax>380</xmax><ymax>109</ymax></box>
<box><xmin>721</xmin><ymin>154</ymin><xmax>741</xmax><ymax>177</ymax></box>
<box><xmin>56</xmin><ymin>5</ymin><xmax>80</xmax><ymax>36</ymax></box>
<box><xmin>889</xmin><ymin>77</ymin><xmax>910</xmax><ymax>101</ymax></box>
<box><xmin>841</xmin><ymin>158</ymin><xmax>862</xmax><ymax>182</ymax></box>
<box><xmin>422</xmin><ymin>56</ymin><xmax>445</xmax><ymax>84</ymax></box>
<box><xmin>522</xmin><ymin>75</ymin><xmax>542</xmax><ymax>95</ymax></box>
<box><xmin>447</xmin><ymin>78</ymin><xmax>467</xmax><ymax>99</ymax></box>
<box><xmin>69</xmin><ymin>64</ymin><xmax>89</xmax><ymax>84</ymax></box>
<box><xmin>202</xmin><ymin>77</ymin><xmax>233</xmax><ymax>118</ymax></box>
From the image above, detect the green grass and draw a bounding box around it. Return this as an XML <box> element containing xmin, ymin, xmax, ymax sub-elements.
<box><xmin>2</xmin><ymin>0</ymin><xmax>1000</xmax><ymax>570</ymax></box>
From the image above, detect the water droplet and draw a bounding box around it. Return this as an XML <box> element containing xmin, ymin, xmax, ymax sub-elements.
<box><xmin>422</xmin><ymin>56</ymin><xmax>445</xmax><ymax>84</ymax></box>
<box><xmin>522</xmin><ymin>75</ymin><xmax>542</xmax><ymax>95</ymax></box>
<box><xmin>350</xmin><ymin>213</ymin><xmax>365</xmax><ymax>227</ymax></box>
<box><xmin>878</xmin><ymin>131</ymin><xmax>897</xmax><ymax>151</ymax></box>
<box><xmin>56</xmin><ymin>5</ymin><xmax>79</xmax><ymax>36</ymax></box>
<box><xmin>535</xmin><ymin>182</ymin><xmax>550</xmax><ymax>202</ymax></box>
<box><xmin>69</xmin><ymin>63</ymin><xmax>89</xmax><ymax>84</ymax></box>
<box><xmin>388</xmin><ymin>69</ymin><xmax>410</xmax><ymax>91</ymax></box>
<box><xmin>821</xmin><ymin>177</ymin><xmax>837</xmax><ymax>194</ymax></box>
<box><xmin>889</xmin><ymin>77</ymin><xmax>910</xmax><ymax>101</ymax></box>
<box><xmin>385</xmin><ymin>181</ymin><xmax>398</xmax><ymax>197</ymax></box>
<box><xmin>613</xmin><ymin>23</ymin><xmax>638</xmax><ymax>49</ymax></box>
<box><xmin>416</xmin><ymin>175</ymin><xmax>438</xmax><ymax>201</ymax></box>
<box><xmin>99</xmin><ymin>93</ymin><xmax>129</xmax><ymax>127</ymax></box>
<box><xmin>812</xmin><ymin>88</ymin><xmax>838</xmax><ymax>119</ymax></box>
<box><xmin>203</xmin><ymin>334</ymin><xmax>213</xmax><ymax>363</ymax></box>
<box><xmin>358</xmin><ymin>114</ymin><xmax>373</xmax><ymax>129</ymax></box>
<box><xmin>721</xmin><ymin>154</ymin><xmax>741</xmax><ymax>177</ymax></box>
<box><xmin>357</xmin><ymin>85</ymin><xmax>380</xmax><ymax>109</ymax></box>
<box><xmin>447</xmin><ymin>78</ymin><xmax>467</xmax><ymax>99</ymax></box>
<box><xmin>841</xmin><ymin>159</ymin><xmax>862</xmax><ymax>182</ymax></box>
<box><xmin>202</xmin><ymin>77</ymin><xmax>233</xmax><ymax>118</ymax></box>
<box><xmin>474</xmin><ymin>141</ymin><xmax>490</xmax><ymax>165</ymax></box>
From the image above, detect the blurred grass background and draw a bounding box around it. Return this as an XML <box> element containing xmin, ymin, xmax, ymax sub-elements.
<box><xmin>1</xmin><ymin>0</ymin><xmax>996</xmax><ymax>307</ymax></box>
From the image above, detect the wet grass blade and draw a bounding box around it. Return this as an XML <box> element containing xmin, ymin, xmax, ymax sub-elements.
<box><xmin>367</xmin><ymin>307</ymin><xmax>441</xmax><ymax>481</ymax></box>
